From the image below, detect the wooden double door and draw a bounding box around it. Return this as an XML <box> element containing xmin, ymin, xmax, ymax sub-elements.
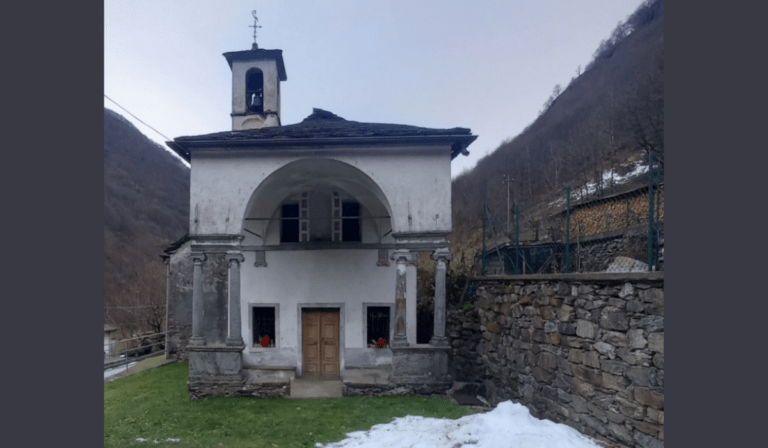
<box><xmin>302</xmin><ymin>308</ymin><xmax>340</xmax><ymax>377</ymax></box>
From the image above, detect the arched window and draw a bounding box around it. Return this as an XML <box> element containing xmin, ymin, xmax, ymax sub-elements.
<box><xmin>246</xmin><ymin>69</ymin><xmax>264</xmax><ymax>113</ymax></box>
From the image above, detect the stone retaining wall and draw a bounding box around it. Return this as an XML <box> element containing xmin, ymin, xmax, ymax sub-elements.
<box><xmin>446</xmin><ymin>307</ymin><xmax>485</xmax><ymax>383</ymax></box>
<box><xmin>343</xmin><ymin>383</ymin><xmax>450</xmax><ymax>397</ymax></box>
<box><xmin>448</xmin><ymin>273</ymin><xmax>663</xmax><ymax>448</ymax></box>
<box><xmin>573</xmin><ymin>225</ymin><xmax>664</xmax><ymax>272</ymax></box>
<box><xmin>188</xmin><ymin>376</ymin><xmax>290</xmax><ymax>400</ymax></box>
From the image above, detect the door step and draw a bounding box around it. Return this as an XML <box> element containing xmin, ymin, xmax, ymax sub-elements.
<box><xmin>289</xmin><ymin>377</ymin><xmax>343</xmax><ymax>399</ymax></box>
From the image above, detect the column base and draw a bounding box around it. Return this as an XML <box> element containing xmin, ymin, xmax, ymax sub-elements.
<box><xmin>226</xmin><ymin>337</ymin><xmax>245</xmax><ymax>348</ymax></box>
<box><xmin>391</xmin><ymin>345</ymin><xmax>450</xmax><ymax>384</ymax></box>
<box><xmin>428</xmin><ymin>336</ymin><xmax>449</xmax><ymax>348</ymax></box>
<box><xmin>188</xmin><ymin>345</ymin><xmax>244</xmax><ymax>378</ymax></box>
<box><xmin>390</xmin><ymin>335</ymin><xmax>410</xmax><ymax>348</ymax></box>
<box><xmin>189</xmin><ymin>336</ymin><xmax>207</xmax><ymax>347</ymax></box>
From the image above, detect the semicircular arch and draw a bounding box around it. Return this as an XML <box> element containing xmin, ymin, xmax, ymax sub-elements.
<box><xmin>240</xmin><ymin>158</ymin><xmax>393</xmax><ymax>244</ymax></box>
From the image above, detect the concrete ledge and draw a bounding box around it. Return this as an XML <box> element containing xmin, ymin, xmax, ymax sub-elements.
<box><xmin>343</xmin><ymin>366</ymin><xmax>393</xmax><ymax>386</ymax></box>
<box><xmin>244</xmin><ymin>366</ymin><xmax>296</xmax><ymax>383</ymax></box>
<box><xmin>187</xmin><ymin>344</ymin><xmax>245</xmax><ymax>352</ymax></box>
<box><xmin>390</xmin><ymin>343</ymin><xmax>450</xmax><ymax>353</ymax></box>
<box><xmin>243</xmin><ymin>365</ymin><xmax>296</xmax><ymax>370</ymax></box>
<box><xmin>290</xmin><ymin>378</ymin><xmax>343</xmax><ymax>398</ymax></box>
<box><xmin>245</xmin><ymin>377</ymin><xmax>291</xmax><ymax>385</ymax></box>
<box><xmin>474</xmin><ymin>272</ymin><xmax>664</xmax><ymax>283</ymax></box>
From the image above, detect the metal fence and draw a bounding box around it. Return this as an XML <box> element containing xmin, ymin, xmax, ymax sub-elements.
<box><xmin>104</xmin><ymin>330</ymin><xmax>171</xmax><ymax>372</ymax></box>
<box><xmin>479</xmin><ymin>156</ymin><xmax>664</xmax><ymax>275</ymax></box>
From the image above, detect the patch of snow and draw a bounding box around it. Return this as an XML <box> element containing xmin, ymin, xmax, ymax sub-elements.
<box><xmin>577</xmin><ymin>162</ymin><xmax>649</xmax><ymax>200</ymax></box>
<box><xmin>316</xmin><ymin>400</ymin><xmax>601</xmax><ymax>448</ymax></box>
<box><xmin>105</xmin><ymin>362</ymin><xmax>137</xmax><ymax>379</ymax></box>
<box><xmin>548</xmin><ymin>162</ymin><xmax>649</xmax><ymax>208</ymax></box>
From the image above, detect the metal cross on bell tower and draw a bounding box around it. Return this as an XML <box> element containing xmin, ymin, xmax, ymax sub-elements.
<box><xmin>249</xmin><ymin>10</ymin><xmax>262</xmax><ymax>49</ymax></box>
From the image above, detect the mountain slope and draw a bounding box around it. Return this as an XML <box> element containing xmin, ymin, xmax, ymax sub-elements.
<box><xmin>104</xmin><ymin>108</ymin><xmax>189</xmax><ymax>334</ymax></box>
<box><xmin>451</xmin><ymin>0</ymin><xmax>664</xmax><ymax>248</ymax></box>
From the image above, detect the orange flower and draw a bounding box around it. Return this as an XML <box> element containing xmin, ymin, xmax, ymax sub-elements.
<box><xmin>376</xmin><ymin>338</ymin><xmax>387</xmax><ymax>348</ymax></box>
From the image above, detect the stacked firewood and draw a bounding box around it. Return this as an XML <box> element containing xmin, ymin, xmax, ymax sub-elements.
<box><xmin>565</xmin><ymin>187</ymin><xmax>664</xmax><ymax>238</ymax></box>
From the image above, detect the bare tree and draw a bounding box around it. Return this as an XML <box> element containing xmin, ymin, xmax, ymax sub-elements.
<box><xmin>622</xmin><ymin>51</ymin><xmax>664</xmax><ymax>166</ymax></box>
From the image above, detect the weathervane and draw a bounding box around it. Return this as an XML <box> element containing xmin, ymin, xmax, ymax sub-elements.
<box><xmin>249</xmin><ymin>10</ymin><xmax>262</xmax><ymax>48</ymax></box>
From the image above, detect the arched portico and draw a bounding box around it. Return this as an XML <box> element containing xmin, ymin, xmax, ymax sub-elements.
<box><xmin>240</xmin><ymin>157</ymin><xmax>394</xmax><ymax>246</ymax></box>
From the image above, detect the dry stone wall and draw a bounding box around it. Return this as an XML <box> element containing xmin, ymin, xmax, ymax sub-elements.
<box><xmin>166</xmin><ymin>242</ymin><xmax>193</xmax><ymax>362</ymax></box>
<box><xmin>573</xmin><ymin>224</ymin><xmax>664</xmax><ymax>272</ymax></box>
<box><xmin>449</xmin><ymin>273</ymin><xmax>664</xmax><ymax>448</ymax></box>
<box><xmin>446</xmin><ymin>307</ymin><xmax>485</xmax><ymax>383</ymax></box>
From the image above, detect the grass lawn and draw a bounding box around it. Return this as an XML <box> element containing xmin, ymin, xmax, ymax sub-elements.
<box><xmin>104</xmin><ymin>363</ymin><xmax>475</xmax><ymax>448</ymax></box>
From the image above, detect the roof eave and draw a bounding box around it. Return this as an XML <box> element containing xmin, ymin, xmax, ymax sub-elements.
<box><xmin>172</xmin><ymin>134</ymin><xmax>476</xmax><ymax>161</ymax></box>
<box><xmin>166</xmin><ymin>141</ymin><xmax>191</xmax><ymax>163</ymax></box>
<box><xmin>222</xmin><ymin>49</ymin><xmax>287</xmax><ymax>81</ymax></box>
<box><xmin>450</xmin><ymin>135</ymin><xmax>478</xmax><ymax>160</ymax></box>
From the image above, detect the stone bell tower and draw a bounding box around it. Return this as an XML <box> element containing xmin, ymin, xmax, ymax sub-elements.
<box><xmin>223</xmin><ymin>12</ymin><xmax>287</xmax><ymax>130</ymax></box>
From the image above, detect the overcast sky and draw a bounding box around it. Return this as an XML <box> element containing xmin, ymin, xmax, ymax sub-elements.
<box><xmin>105</xmin><ymin>0</ymin><xmax>644</xmax><ymax>177</ymax></box>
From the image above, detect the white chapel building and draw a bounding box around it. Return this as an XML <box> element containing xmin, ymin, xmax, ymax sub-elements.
<box><xmin>164</xmin><ymin>40</ymin><xmax>476</xmax><ymax>398</ymax></box>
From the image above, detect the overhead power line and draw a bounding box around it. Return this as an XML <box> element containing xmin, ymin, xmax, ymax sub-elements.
<box><xmin>104</xmin><ymin>94</ymin><xmax>190</xmax><ymax>167</ymax></box>
<box><xmin>104</xmin><ymin>94</ymin><xmax>172</xmax><ymax>142</ymax></box>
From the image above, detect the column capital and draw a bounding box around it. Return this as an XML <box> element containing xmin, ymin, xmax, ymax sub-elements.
<box><xmin>431</xmin><ymin>247</ymin><xmax>452</xmax><ymax>262</ymax></box>
<box><xmin>391</xmin><ymin>249</ymin><xmax>417</xmax><ymax>264</ymax></box>
<box><xmin>190</xmin><ymin>252</ymin><xmax>207</xmax><ymax>264</ymax></box>
<box><xmin>225</xmin><ymin>252</ymin><xmax>245</xmax><ymax>265</ymax></box>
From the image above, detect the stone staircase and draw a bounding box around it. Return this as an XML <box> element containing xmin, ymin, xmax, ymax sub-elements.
<box><xmin>289</xmin><ymin>376</ymin><xmax>343</xmax><ymax>399</ymax></box>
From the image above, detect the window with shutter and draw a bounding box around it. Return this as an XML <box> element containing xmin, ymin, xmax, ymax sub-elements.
<box><xmin>299</xmin><ymin>191</ymin><xmax>309</xmax><ymax>242</ymax></box>
<box><xmin>332</xmin><ymin>191</ymin><xmax>342</xmax><ymax>242</ymax></box>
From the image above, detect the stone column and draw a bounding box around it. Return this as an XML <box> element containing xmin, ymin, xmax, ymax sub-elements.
<box><xmin>189</xmin><ymin>252</ymin><xmax>207</xmax><ymax>346</ymax></box>
<box><xmin>225</xmin><ymin>252</ymin><xmax>245</xmax><ymax>347</ymax></box>
<box><xmin>429</xmin><ymin>248</ymin><xmax>451</xmax><ymax>347</ymax></box>
<box><xmin>390</xmin><ymin>249</ymin><xmax>415</xmax><ymax>348</ymax></box>
<box><xmin>406</xmin><ymin>256</ymin><xmax>418</xmax><ymax>345</ymax></box>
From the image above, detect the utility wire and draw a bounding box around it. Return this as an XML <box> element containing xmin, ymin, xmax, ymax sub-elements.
<box><xmin>104</xmin><ymin>94</ymin><xmax>173</xmax><ymax>142</ymax></box>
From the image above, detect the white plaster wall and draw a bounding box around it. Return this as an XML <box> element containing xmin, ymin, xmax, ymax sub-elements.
<box><xmin>240</xmin><ymin>249</ymin><xmax>405</xmax><ymax>350</ymax></box>
<box><xmin>189</xmin><ymin>148</ymin><xmax>453</xmax><ymax>236</ymax></box>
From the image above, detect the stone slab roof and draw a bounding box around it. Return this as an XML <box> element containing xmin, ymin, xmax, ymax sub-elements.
<box><xmin>162</xmin><ymin>233</ymin><xmax>190</xmax><ymax>257</ymax></box>
<box><xmin>167</xmin><ymin>109</ymin><xmax>476</xmax><ymax>162</ymax></box>
<box><xmin>222</xmin><ymin>47</ymin><xmax>287</xmax><ymax>81</ymax></box>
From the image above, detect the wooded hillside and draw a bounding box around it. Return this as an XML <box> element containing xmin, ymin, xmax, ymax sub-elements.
<box><xmin>104</xmin><ymin>108</ymin><xmax>190</xmax><ymax>337</ymax></box>
<box><xmin>451</xmin><ymin>0</ymin><xmax>664</xmax><ymax>251</ymax></box>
